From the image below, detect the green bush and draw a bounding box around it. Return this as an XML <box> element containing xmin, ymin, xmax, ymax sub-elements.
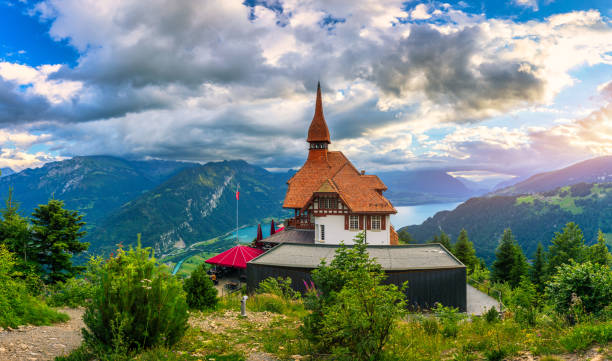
<box><xmin>433</xmin><ymin>303</ymin><xmax>464</xmax><ymax>338</ymax></box>
<box><xmin>256</xmin><ymin>277</ymin><xmax>300</xmax><ymax>300</ymax></box>
<box><xmin>484</xmin><ymin>347</ymin><xmax>508</xmax><ymax>361</ymax></box>
<box><xmin>183</xmin><ymin>263</ymin><xmax>218</xmax><ymax>310</ymax></box>
<box><xmin>484</xmin><ymin>307</ymin><xmax>500</xmax><ymax>323</ymax></box>
<box><xmin>301</xmin><ymin>232</ymin><xmax>406</xmax><ymax>360</ymax></box>
<box><xmin>545</xmin><ymin>261</ymin><xmax>612</xmax><ymax>319</ymax></box>
<box><xmin>82</xmin><ymin>242</ymin><xmax>188</xmax><ymax>353</ymax></box>
<box><xmin>0</xmin><ymin>245</ymin><xmax>68</xmax><ymax>328</ymax></box>
<box><xmin>510</xmin><ymin>278</ymin><xmax>537</xmax><ymax>326</ymax></box>
<box><xmin>47</xmin><ymin>277</ymin><xmax>96</xmax><ymax>308</ymax></box>
<box><xmin>559</xmin><ymin>322</ymin><xmax>612</xmax><ymax>352</ymax></box>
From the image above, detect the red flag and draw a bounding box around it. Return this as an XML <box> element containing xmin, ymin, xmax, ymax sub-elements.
<box><xmin>236</xmin><ymin>191</ymin><xmax>239</xmax><ymax>200</ymax></box>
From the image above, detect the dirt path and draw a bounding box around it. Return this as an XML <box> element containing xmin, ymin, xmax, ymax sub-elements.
<box><xmin>0</xmin><ymin>308</ymin><xmax>84</xmax><ymax>361</ymax></box>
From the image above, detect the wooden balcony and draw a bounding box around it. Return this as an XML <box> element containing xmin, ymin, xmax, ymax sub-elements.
<box><xmin>286</xmin><ymin>216</ymin><xmax>314</xmax><ymax>229</ymax></box>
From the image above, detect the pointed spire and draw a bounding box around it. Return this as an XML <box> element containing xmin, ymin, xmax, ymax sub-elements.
<box><xmin>307</xmin><ymin>81</ymin><xmax>331</xmax><ymax>144</ymax></box>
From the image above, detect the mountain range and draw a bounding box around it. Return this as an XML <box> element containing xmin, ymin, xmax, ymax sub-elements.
<box><xmin>378</xmin><ymin>169</ymin><xmax>478</xmax><ymax>205</ymax></box>
<box><xmin>494</xmin><ymin>156</ymin><xmax>612</xmax><ymax>196</ymax></box>
<box><xmin>91</xmin><ymin>160</ymin><xmax>290</xmax><ymax>255</ymax></box>
<box><xmin>0</xmin><ymin>156</ymin><xmax>290</xmax><ymax>257</ymax></box>
<box><xmin>401</xmin><ymin>156</ymin><xmax>612</xmax><ymax>263</ymax></box>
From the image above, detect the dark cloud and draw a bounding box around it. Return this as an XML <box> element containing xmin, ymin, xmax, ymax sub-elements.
<box><xmin>372</xmin><ymin>25</ymin><xmax>545</xmax><ymax>122</ymax></box>
<box><xmin>0</xmin><ymin>78</ymin><xmax>51</xmax><ymax>123</ymax></box>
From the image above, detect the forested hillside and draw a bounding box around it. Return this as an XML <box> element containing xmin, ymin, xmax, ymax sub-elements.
<box><xmin>0</xmin><ymin>156</ymin><xmax>196</xmax><ymax>228</ymax></box>
<box><xmin>89</xmin><ymin>160</ymin><xmax>290</xmax><ymax>256</ymax></box>
<box><xmin>402</xmin><ymin>182</ymin><xmax>612</xmax><ymax>263</ymax></box>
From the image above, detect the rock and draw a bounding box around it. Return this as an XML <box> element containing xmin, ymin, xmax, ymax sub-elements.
<box><xmin>0</xmin><ymin>347</ymin><xmax>6</xmax><ymax>352</ymax></box>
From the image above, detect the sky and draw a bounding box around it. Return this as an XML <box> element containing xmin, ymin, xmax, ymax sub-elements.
<box><xmin>0</xmin><ymin>0</ymin><xmax>611</xmax><ymax>184</ymax></box>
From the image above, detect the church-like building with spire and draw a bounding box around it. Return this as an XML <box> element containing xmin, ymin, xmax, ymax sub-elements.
<box><xmin>263</xmin><ymin>82</ymin><xmax>399</xmax><ymax>246</ymax></box>
<box><xmin>244</xmin><ymin>83</ymin><xmax>467</xmax><ymax>311</ymax></box>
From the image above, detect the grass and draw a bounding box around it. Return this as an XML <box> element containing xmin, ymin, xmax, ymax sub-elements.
<box><xmin>57</xmin><ymin>293</ymin><xmax>612</xmax><ymax>361</ymax></box>
<box><xmin>174</xmin><ymin>252</ymin><xmax>218</xmax><ymax>278</ymax></box>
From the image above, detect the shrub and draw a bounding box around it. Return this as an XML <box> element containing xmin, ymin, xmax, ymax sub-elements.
<box><xmin>559</xmin><ymin>322</ymin><xmax>612</xmax><ymax>352</ymax></box>
<box><xmin>301</xmin><ymin>232</ymin><xmax>406</xmax><ymax>360</ymax></box>
<box><xmin>510</xmin><ymin>278</ymin><xmax>537</xmax><ymax>326</ymax></box>
<box><xmin>47</xmin><ymin>277</ymin><xmax>96</xmax><ymax>308</ymax></box>
<box><xmin>82</xmin><ymin>242</ymin><xmax>188</xmax><ymax>353</ymax></box>
<box><xmin>484</xmin><ymin>348</ymin><xmax>508</xmax><ymax>361</ymax></box>
<box><xmin>0</xmin><ymin>245</ymin><xmax>68</xmax><ymax>328</ymax></box>
<box><xmin>183</xmin><ymin>263</ymin><xmax>218</xmax><ymax>311</ymax></box>
<box><xmin>256</xmin><ymin>277</ymin><xmax>300</xmax><ymax>300</ymax></box>
<box><xmin>484</xmin><ymin>307</ymin><xmax>500</xmax><ymax>323</ymax></box>
<box><xmin>433</xmin><ymin>303</ymin><xmax>464</xmax><ymax>338</ymax></box>
<box><xmin>545</xmin><ymin>261</ymin><xmax>612</xmax><ymax>319</ymax></box>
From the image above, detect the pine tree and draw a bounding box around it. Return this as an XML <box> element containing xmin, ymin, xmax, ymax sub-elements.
<box><xmin>509</xmin><ymin>248</ymin><xmax>529</xmax><ymax>288</ymax></box>
<box><xmin>547</xmin><ymin>222</ymin><xmax>587</xmax><ymax>274</ymax></box>
<box><xmin>428</xmin><ymin>231</ymin><xmax>453</xmax><ymax>252</ymax></box>
<box><xmin>530</xmin><ymin>242</ymin><xmax>546</xmax><ymax>293</ymax></box>
<box><xmin>398</xmin><ymin>229</ymin><xmax>417</xmax><ymax>244</ymax></box>
<box><xmin>491</xmin><ymin>228</ymin><xmax>529</xmax><ymax>287</ymax></box>
<box><xmin>0</xmin><ymin>189</ymin><xmax>32</xmax><ymax>265</ymax></box>
<box><xmin>588</xmin><ymin>230</ymin><xmax>611</xmax><ymax>267</ymax></box>
<box><xmin>438</xmin><ymin>232</ymin><xmax>453</xmax><ymax>252</ymax></box>
<box><xmin>30</xmin><ymin>199</ymin><xmax>89</xmax><ymax>283</ymax></box>
<box><xmin>454</xmin><ymin>228</ymin><xmax>477</xmax><ymax>271</ymax></box>
<box><xmin>492</xmin><ymin>228</ymin><xmax>518</xmax><ymax>284</ymax></box>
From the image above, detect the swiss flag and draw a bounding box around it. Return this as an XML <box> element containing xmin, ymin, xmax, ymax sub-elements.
<box><xmin>236</xmin><ymin>191</ymin><xmax>239</xmax><ymax>200</ymax></box>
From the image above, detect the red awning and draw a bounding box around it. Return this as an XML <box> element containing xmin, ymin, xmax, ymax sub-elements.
<box><xmin>205</xmin><ymin>245</ymin><xmax>265</xmax><ymax>269</ymax></box>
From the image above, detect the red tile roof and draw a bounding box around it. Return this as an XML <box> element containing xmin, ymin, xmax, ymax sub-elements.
<box><xmin>284</xmin><ymin>82</ymin><xmax>395</xmax><ymax>214</ymax></box>
<box><xmin>307</xmin><ymin>82</ymin><xmax>330</xmax><ymax>143</ymax></box>
<box><xmin>284</xmin><ymin>151</ymin><xmax>396</xmax><ymax>213</ymax></box>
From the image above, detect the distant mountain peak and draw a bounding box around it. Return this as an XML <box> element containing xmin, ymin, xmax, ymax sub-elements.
<box><xmin>495</xmin><ymin>156</ymin><xmax>612</xmax><ymax>196</ymax></box>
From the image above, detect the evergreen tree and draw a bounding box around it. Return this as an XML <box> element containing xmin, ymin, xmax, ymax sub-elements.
<box><xmin>492</xmin><ymin>228</ymin><xmax>518</xmax><ymax>284</ymax></box>
<box><xmin>492</xmin><ymin>229</ymin><xmax>529</xmax><ymax>287</ymax></box>
<box><xmin>184</xmin><ymin>263</ymin><xmax>218</xmax><ymax>310</ymax></box>
<box><xmin>530</xmin><ymin>242</ymin><xmax>546</xmax><ymax>293</ymax></box>
<box><xmin>0</xmin><ymin>189</ymin><xmax>33</xmax><ymax>266</ymax></box>
<box><xmin>588</xmin><ymin>230</ymin><xmax>611</xmax><ymax>267</ymax></box>
<box><xmin>30</xmin><ymin>199</ymin><xmax>89</xmax><ymax>283</ymax></box>
<box><xmin>430</xmin><ymin>231</ymin><xmax>453</xmax><ymax>252</ymax></box>
<box><xmin>547</xmin><ymin>222</ymin><xmax>587</xmax><ymax>274</ymax></box>
<box><xmin>509</xmin><ymin>249</ymin><xmax>529</xmax><ymax>288</ymax></box>
<box><xmin>454</xmin><ymin>229</ymin><xmax>477</xmax><ymax>271</ymax></box>
<box><xmin>398</xmin><ymin>229</ymin><xmax>417</xmax><ymax>244</ymax></box>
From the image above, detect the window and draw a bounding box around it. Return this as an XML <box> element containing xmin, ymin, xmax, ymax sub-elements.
<box><xmin>371</xmin><ymin>215</ymin><xmax>381</xmax><ymax>230</ymax></box>
<box><xmin>349</xmin><ymin>215</ymin><xmax>359</xmax><ymax>230</ymax></box>
<box><xmin>319</xmin><ymin>198</ymin><xmax>336</xmax><ymax>209</ymax></box>
<box><xmin>320</xmin><ymin>224</ymin><xmax>325</xmax><ymax>241</ymax></box>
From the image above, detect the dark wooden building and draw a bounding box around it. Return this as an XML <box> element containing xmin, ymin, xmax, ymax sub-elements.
<box><xmin>247</xmin><ymin>243</ymin><xmax>467</xmax><ymax>311</ymax></box>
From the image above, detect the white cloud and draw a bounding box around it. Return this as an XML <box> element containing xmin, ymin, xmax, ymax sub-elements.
<box><xmin>0</xmin><ymin>62</ymin><xmax>82</xmax><ymax>104</ymax></box>
<box><xmin>0</xmin><ymin>1</ymin><xmax>609</xmax><ymax>176</ymax></box>
<box><xmin>513</xmin><ymin>0</ymin><xmax>539</xmax><ymax>11</ymax></box>
<box><xmin>411</xmin><ymin>4</ymin><xmax>431</xmax><ymax>20</ymax></box>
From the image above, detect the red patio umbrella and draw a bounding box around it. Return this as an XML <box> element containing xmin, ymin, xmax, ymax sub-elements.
<box><xmin>256</xmin><ymin>223</ymin><xmax>263</xmax><ymax>241</ymax></box>
<box><xmin>270</xmin><ymin>219</ymin><xmax>276</xmax><ymax>235</ymax></box>
<box><xmin>205</xmin><ymin>245</ymin><xmax>264</xmax><ymax>269</ymax></box>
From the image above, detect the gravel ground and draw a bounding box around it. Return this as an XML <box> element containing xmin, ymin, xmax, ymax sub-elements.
<box><xmin>0</xmin><ymin>308</ymin><xmax>84</xmax><ymax>361</ymax></box>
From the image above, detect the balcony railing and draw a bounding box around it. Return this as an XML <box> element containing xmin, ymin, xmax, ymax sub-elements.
<box><xmin>286</xmin><ymin>216</ymin><xmax>314</xmax><ymax>229</ymax></box>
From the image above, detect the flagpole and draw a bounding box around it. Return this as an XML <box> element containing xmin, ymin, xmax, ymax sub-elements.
<box><xmin>236</xmin><ymin>184</ymin><xmax>239</xmax><ymax>243</ymax></box>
